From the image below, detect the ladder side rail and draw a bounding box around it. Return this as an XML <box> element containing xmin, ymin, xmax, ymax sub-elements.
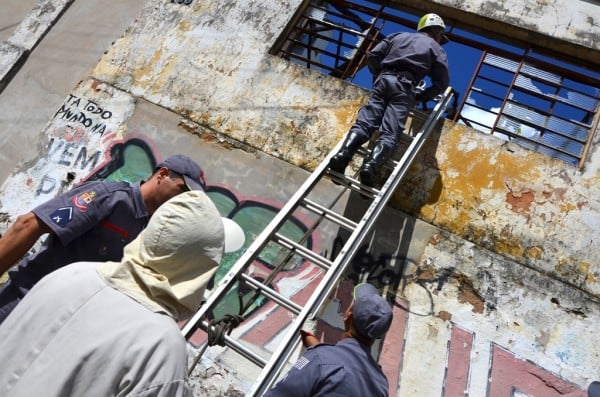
<box><xmin>310</xmin><ymin>87</ymin><xmax>455</xmax><ymax>312</ymax></box>
<box><xmin>250</xmin><ymin>87</ymin><xmax>455</xmax><ymax>395</ymax></box>
<box><xmin>182</xmin><ymin>139</ymin><xmax>346</xmax><ymax>338</ymax></box>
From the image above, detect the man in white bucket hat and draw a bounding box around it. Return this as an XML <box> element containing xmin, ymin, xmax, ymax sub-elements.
<box><xmin>0</xmin><ymin>190</ymin><xmax>243</xmax><ymax>397</ymax></box>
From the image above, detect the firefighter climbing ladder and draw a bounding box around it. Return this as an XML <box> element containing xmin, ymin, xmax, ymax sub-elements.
<box><xmin>182</xmin><ymin>87</ymin><xmax>455</xmax><ymax>396</ymax></box>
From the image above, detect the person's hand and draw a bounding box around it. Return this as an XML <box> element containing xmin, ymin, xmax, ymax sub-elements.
<box><xmin>302</xmin><ymin>317</ymin><xmax>318</xmax><ymax>334</ymax></box>
<box><xmin>300</xmin><ymin>317</ymin><xmax>320</xmax><ymax>347</ymax></box>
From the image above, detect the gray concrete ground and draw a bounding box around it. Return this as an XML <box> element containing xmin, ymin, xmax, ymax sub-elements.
<box><xmin>0</xmin><ymin>1</ymin><xmax>38</xmax><ymax>43</ymax></box>
<box><xmin>0</xmin><ymin>0</ymin><xmax>144</xmax><ymax>184</ymax></box>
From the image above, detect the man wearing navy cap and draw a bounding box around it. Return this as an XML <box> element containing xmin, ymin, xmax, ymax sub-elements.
<box><xmin>265</xmin><ymin>283</ymin><xmax>393</xmax><ymax>397</ymax></box>
<box><xmin>0</xmin><ymin>154</ymin><xmax>206</xmax><ymax>324</ymax></box>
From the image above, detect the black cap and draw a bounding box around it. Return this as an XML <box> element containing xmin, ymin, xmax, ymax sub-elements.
<box><xmin>157</xmin><ymin>155</ymin><xmax>206</xmax><ymax>191</ymax></box>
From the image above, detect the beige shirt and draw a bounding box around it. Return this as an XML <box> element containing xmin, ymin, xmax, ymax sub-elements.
<box><xmin>0</xmin><ymin>262</ymin><xmax>191</xmax><ymax>396</ymax></box>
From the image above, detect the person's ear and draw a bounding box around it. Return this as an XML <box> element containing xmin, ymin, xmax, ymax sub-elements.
<box><xmin>156</xmin><ymin>167</ymin><xmax>169</xmax><ymax>181</ymax></box>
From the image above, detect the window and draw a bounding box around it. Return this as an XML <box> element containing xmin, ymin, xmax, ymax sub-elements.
<box><xmin>271</xmin><ymin>0</ymin><xmax>600</xmax><ymax>167</ymax></box>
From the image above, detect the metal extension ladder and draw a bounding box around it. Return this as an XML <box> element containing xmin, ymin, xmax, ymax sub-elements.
<box><xmin>182</xmin><ymin>87</ymin><xmax>455</xmax><ymax>396</ymax></box>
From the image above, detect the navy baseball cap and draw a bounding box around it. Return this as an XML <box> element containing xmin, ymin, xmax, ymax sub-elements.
<box><xmin>589</xmin><ymin>381</ymin><xmax>600</xmax><ymax>397</ymax></box>
<box><xmin>352</xmin><ymin>283</ymin><xmax>393</xmax><ymax>340</ymax></box>
<box><xmin>158</xmin><ymin>155</ymin><xmax>206</xmax><ymax>191</ymax></box>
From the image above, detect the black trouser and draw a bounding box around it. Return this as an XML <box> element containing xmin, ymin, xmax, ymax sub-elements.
<box><xmin>348</xmin><ymin>72</ymin><xmax>415</xmax><ymax>152</ymax></box>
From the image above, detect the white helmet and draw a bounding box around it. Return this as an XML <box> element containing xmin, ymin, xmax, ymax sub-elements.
<box><xmin>417</xmin><ymin>13</ymin><xmax>446</xmax><ymax>31</ymax></box>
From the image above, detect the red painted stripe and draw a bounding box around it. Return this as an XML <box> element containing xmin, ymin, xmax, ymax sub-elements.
<box><xmin>380</xmin><ymin>298</ymin><xmax>409</xmax><ymax>397</ymax></box>
<box><xmin>444</xmin><ymin>325</ymin><xmax>473</xmax><ymax>397</ymax></box>
<box><xmin>488</xmin><ymin>344</ymin><xmax>585</xmax><ymax>396</ymax></box>
<box><xmin>100</xmin><ymin>220</ymin><xmax>130</xmax><ymax>238</ymax></box>
<box><xmin>243</xmin><ymin>268</ymin><xmax>323</xmax><ymax>346</ymax></box>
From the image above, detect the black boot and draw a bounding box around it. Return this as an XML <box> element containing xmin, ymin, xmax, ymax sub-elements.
<box><xmin>329</xmin><ymin>131</ymin><xmax>367</xmax><ymax>174</ymax></box>
<box><xmin>359</xmin><ymin>142</ymin><xmax>393</xmax><ymax>187</ymax></box>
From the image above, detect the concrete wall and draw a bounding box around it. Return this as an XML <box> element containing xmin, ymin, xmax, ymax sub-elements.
<box><xmin>396</xmin><ymin>0</ymin><xmax>600</xmax><ymax>68</ymax></box>
<box><xmin>1</xmin><ymin>0</ymin><xmax>599</xmax><ymax>396</ymax></box>
<box><xmin>88</xmin><ymin>0</ymin><xmax>600</xmax><ymax>298</ymax></box>
<box><xmin>0</xmin><ymin>0</ymin><xmax>145</xmax><ymax>184</ymax></box>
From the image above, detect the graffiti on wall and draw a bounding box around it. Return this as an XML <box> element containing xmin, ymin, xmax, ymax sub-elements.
<box><xmin>54</xmin><ymin>94</ymin><xmax>113</xmax><ymax>136</ymax></box>
<box><xmin>32</xmin><ymin>130</ymin><xmax>586</xmax><ymax>395</ymax></box>
<box><xmin>36</xmin><ymin>93</ymin><xmax>121</xmax><ymax>198</ymax></box>
<box><xmin>79</xmin><ymin>136</ymin><xmax>318</xmax><ymax>325</ymax></box>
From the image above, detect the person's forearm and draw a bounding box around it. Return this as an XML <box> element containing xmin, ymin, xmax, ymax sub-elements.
<box><xmin>300</xmin><ymin>329</ymin><xmax>320</xmax><ymax>348</ymax></box>
<box><xmin>0</xmin><ymin>212</ymin><xmax>48</xmax><ymax>275</ymax></box>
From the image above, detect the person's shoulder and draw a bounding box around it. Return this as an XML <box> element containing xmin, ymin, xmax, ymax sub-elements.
<box><xmin>70</xmin><ymin>180</ymin><xmax>134</xmax><ymax>200</ymax></box>
<box><xmin>388</xmin><ymin>31</ymin><xmax>408</xmax><ymax>40</ymax></box>
<box><xmin>79</xmin><ymin>179</ymin><xmax>132</xmax><ymax>192</ymax></box>
<box><xmin>306</xmin><ymin>342</ymin><xmax>345</xmax><ymax>360</ymax></box>
<box><xmin>308</xmin><ymin>342</ymin><xmax>336</xmax><ymax>351</ymax></box>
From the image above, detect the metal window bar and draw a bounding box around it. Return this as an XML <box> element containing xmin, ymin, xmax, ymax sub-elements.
<box><xmin>277</xmin><ymin>0</ymin><xmax>384</xmax><ymax>80</ymax></box>
<box><xmin>458</xmin><ymin>50</ymin><xmax>599</xmax><ymax>167</ymax></box>
<box><xmin>275</xmin><ymin>1</ymin><xmax>600</xmax><ymax>167</ymax></box>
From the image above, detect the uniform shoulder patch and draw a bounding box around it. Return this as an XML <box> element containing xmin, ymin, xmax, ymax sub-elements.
<box><xmin>49</xmin><ymin>206</ymin><xmax>74</xmax><ymax>227</ymax></box>
<box><xmin>294</xmin><ymin>356</ymin><xmax>310</xmax><ymax>370</ymax></box>
<box><xmin>72</xmin><ymin>190</ymin><xmax>97</xmax><ymax>211</ymax></box>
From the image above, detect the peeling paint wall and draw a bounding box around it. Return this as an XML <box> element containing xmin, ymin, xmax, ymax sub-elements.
<box><xmin>85</xmin><ymin>0</ymin><xmax>600</xmax><ymax>304</ymax></box>
<box><xmin>91</xmin><ymin>0</ymin><xmax>367</xmax><ymax>172</ymax></box>
<box><xmin>396</xmin><ymin>0</ymin><xmax>600</xmax><ymax>66</ymax></box>
<box><xmin>392</xmin><ymin>121</ymin><xmax>600</xmax><ymax>298</ymax></box>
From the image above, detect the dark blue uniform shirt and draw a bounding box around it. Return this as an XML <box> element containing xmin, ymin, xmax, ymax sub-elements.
<box><xmin>8</xmin><ymin>180</ymin><xmax>148</xmax><ymax>292</ymax></box>
<box><xmin>265</xmin><ymin>338</ymin><xmax>389</xmax><ymax>397</ymax></box>
<box><xmin>367</xmin><ymin>31</ymin><xmax>449</xmax><ymax>101</ymax></box>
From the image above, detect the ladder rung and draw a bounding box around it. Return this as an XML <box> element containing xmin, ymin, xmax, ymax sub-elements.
<box><xmin>340</xmin><ymin>174</ymin><xmax>380</xmax><ymax>197</ymax></box>
<box><xmin>197</xmin><ymin>319</ymin><xmax>268</xmax><ymax>368</ymax></box>
<box><xmin>398</xmin><ymin>133</ymin><xmax>415</xmax><ymax>144</ymax></box>
<box><xmin>325</xmin><ymin>170</ymin><xmax>379</xmax><ymax>199</ymax></box>
<box><xmin>300</xmin><ymin>198</ymin><xmax>357</xmax><ymax>231</ymax></box>
<box><xmin>239</xmin><ymin>274</ymin><xmax>303</xmax><ymax>315</ymax></box>
<box><xmin>355</xmin><ymin>147</ymin><xmax>370</xmax><ymax>157</ymax></box>
<box><xmin>272</xmin><ymin>233</ymin><xmax>333</xmax><ymax>270</ymax></box>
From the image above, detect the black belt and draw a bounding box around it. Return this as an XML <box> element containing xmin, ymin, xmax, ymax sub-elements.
<box><xmin>381</xmin><ymin>69</ymin><xmax>417</xmax><ymax>82</ymax></box>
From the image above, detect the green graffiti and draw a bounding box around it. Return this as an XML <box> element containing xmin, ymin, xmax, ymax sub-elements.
<box><xmin>104</xmin><ymin>144</ymin><xmax>154</xmax><ymax>183</ymax></box>
<box><xmin>89</xmin><ymin>142</ymin><xmax>312</xmax><ymax>323</ymax></box>
<box><xmin>207</xmin><ymin>191</ymin><xmax>311</xmax><ymax>319</ymax></box>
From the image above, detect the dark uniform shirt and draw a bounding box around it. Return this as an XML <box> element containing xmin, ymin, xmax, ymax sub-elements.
<box><xmin>7</xmin><ymin>180</ymin><xmax>149</xmax><ymax>292</ymax></box>
<box><xmin>265</xmin><ymin>338</ymin><xmax>389</xmax><ymax>397</ymax></box>
<box><xmin>367</xmin><ymin>31</ymin><xmax>449</xmax><ymax>101</ymax></box>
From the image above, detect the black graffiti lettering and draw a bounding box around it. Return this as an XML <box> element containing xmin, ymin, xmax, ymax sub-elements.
<box><xmin>55</xmin><ymin>102</ymin><xmax>110</xmax><ymax>135</ymax></box>
<box><xmin>74</xmin><ymin>147</ymin><xmax>101</xmax><ymax>171</ymax></box>
<box><xmin>91</xmin><ymin>123</ymin><xmax>106</xmax><ymax>135</ymax></box>
<box><xmin>58</xmin><ymin>143</ymin><xmax>77</xmax><ymax>166</ymax></box>
<box><xmin>54</xmin><ymin>104</ymin><xmax>71</xmax><ymax>119</ymax></box>
<box><xmin>76</xmin><ymin>113</ymin><xmax>92</xmax><ymax>127</ymax></box>
<box><xmin>346</xmin><ymin>245</ymin><xmax>404</xmax><ymax>289</ymax></box>
<box><xmin>64</xmin><ymin>108</ymin><xmax>75</xmax><ymax>120</ymax></box>
<box><xmin>36</xmin><ymin>175</ymin><xmax>56</xmax><ymax>196</ymax></box>
<box><xmin>66</xmin><ymin>94</ymin><xmax>81</xmax><ymax>107</ymax></box>
<box><xmin>84</xmin><ymin>100</ymin><xmax>99</xmax><ymax>113</ymax></box>
<box><xmin>84</xmin><ymin>100</ymin><xmax>112</xmax><ymax>120</ymax></box>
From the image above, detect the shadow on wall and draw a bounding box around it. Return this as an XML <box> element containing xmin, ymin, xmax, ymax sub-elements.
<box><xmin>331</xmin><ymin>114</ymin><xmax>444</xmax><ymax>293</ymax></box>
